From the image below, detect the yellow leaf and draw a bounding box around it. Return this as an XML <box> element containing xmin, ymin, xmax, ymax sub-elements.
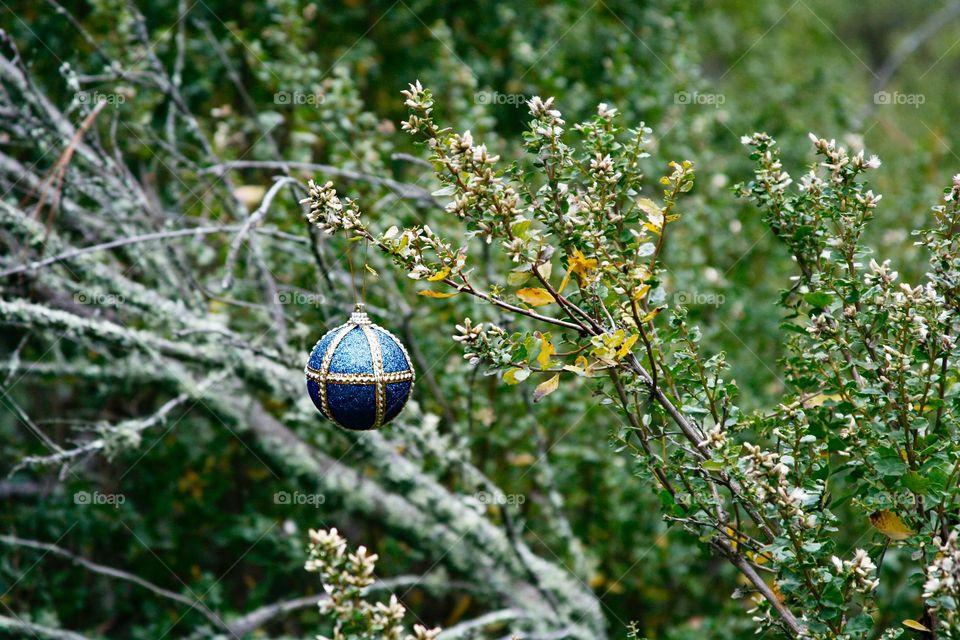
<box><xmin>537</xmin><ymin>335</ymin><xmax>555</xmax><ymax>369</ymax></box>
<box><xmin>559</xmin><ymin>249</ymin><xmax>597</xmax><ymax>293</ymax></box>
<box><xmin>563</xmin><ymin>355</ymin><xmax>590</xmax><ymax>376</ymax></box>
<box><xmin>605</xmin><ymin>581</ymin><xmax>625</xmax><ymax>595</ymax></box>
<box><xmin>641</xmin><ymin>306</ymin><xmax>665</xmax><ymax>323</ymax></box>
<box><xmin>427</xmin><ymin>268</ymin><xmax>450</xmax><ymax>282</ymax></box>
<box><xmin>567</xmin><ymin>249</ymin><xmax>598</xmax><ymax>276</ymax></box>
<box><xmin>771</xmin><ymin>581</ymin><xmax>786</xmax><ymax>604</ymax></box>
<box><xmin>516</xmin><ymin>288</ymin><xmax>555</xmax><ymax>307</ymax></box>
<box><xmin>617</xmin><ymin>334</ymin><xmax>639</xmax><ymax>359</ymax></box>
<box><xmin>447</xmin><ymin>594</ymin><xmax>473</xmax><ymax>626</ymax></box>
<box><xmin>603</xmin><ymin>330</ymin><xmax>626</xmax><ymax>349</ymax></box>
<box><xmin>726</xmin><ymin>526</ymin><xmax>740</xmax><ymax>552</ymax></box>
<box><xmin>870</xmin><ymin>510</ymin><xmax>916</xmax><ymax>541</ymax></box>
<box><xmin>508</xmin><ymin>452</ymin><xmax>537</xmax><ymax>466</ymax></box>
<box><xmin>533</xmin><ymin>374</ymin><xmax>560</xmax><ymax>402</ymax></box>
<box><xmin>418</xmin><ymin>290</ymin><xmax>458</xmax><ymax>298</ymax></box>
<box><xmin>633</xmin><ymin>285</ymin><xmax>651</xmax><ymax>301</ymax></box>
<box><xmin>903</xmin><ymin>620</ymin><xmax>931</xmax><ymax>632</ymax></box>
<box><xmin>503</xmin><ymin>368</ymin><xmax>530</xmax><ymax>385</ymax></box>
<box><xmin>364</xmin><ymin>264</ymin><xmax>379</xmax><ymax>279</ymax></box>
<box><xmin>804</xmin><ymin>393</ymin><xmax>843</xmax><ymax>408</ymax></box>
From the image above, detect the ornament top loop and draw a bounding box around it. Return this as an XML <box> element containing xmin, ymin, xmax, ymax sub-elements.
<box><xmin>349</xmin><ymin>302</ymin><xmax>371</xmax><ymax>325</ymax></box>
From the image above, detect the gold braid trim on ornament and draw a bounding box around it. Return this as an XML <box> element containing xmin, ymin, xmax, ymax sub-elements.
<box><xmin>315</xmin><ymin>324</ymin><xmax>352</xmax><ymax>430</ymax></box>
<box><xmin>305</xmin><ymin>370</ymin><xmax>416</xmax><ymax>385</ymax></box>
<box><xmin>360</xmin><ymin>323</ymin><xmax>385</xmax><ymax>427</ymax></box>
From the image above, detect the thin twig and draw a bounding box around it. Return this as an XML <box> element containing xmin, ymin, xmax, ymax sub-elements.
<box><xmin>0</xmin><ymin>224</ymin><xmax>245</xmax><ymax>278</ymax></box>
<box><xmin>202</xmin><ymin>160</ymin><xmax>440</xmax><ymax>207</ymax></box>
<box><xmin>221</xmin><ymin>176</ymin><xmax>298</xmax><ymax>290</ymax></box>
<box><xmin>0</xmin><ymin>535</ymin><xmax>229</xmax><ymax>632</ymax></box>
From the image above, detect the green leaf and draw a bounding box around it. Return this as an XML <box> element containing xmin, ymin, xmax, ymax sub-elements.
<box><xmin>925</xmin><ymin>467</ymin><xmax>949</xmax><ymax>496</ymax></box>
<box><xmin>507</xmin><ymin>269</ymin><xmax>531</xmax><ymax>286</ymax></box>
<box><xmin>431</xmin><ymin>184</ymin><xmax>456</xmax><ymax>197</ymax></box>
<box><xmin>804</xmin><ymin>292</ymin><xmax>834</xmax><ymax>308</ymax></box>
<box><xmin>874</xmin><ymin>449</ymin><xmax>907</xmax><ymax>477</ymax></box>
<box><xmin>846</xmin><ymin>614</ymin><xmax>874</xmax><ymax>633</ymax></box>
<box><xmin>902</xmin><ymin>471</ymin><xmax>930</xmax><ymax>495</ymax></box>
<box><xmin>511</xmin><ymin>219</ymin><xmax>532</xmax><ymax>238</ymax></box>
<box><xmin>680</xmin><ymin>405</ymin><xmax>709</xmax><ymax>416</ymax></box>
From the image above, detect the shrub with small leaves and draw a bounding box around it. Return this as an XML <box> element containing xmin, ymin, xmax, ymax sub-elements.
<box><xmin>304</xmin><ymin>85</ymin><xmax>960</xmax><ymax>639</ymax></box>
<box><xmin>305</xmin><ymin>528</ymin><xmax>441</xmax><ymax>640</ymax></box>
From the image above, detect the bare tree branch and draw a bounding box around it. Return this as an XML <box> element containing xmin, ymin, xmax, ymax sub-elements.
<box><xmin>0</xmin><ymin>614</ymin><xmax>90</xmax><ymax>640</ymax></box>
<box><xmin>0</xmin><ymin>535</ymin><xmax>227</xmax><ymax>632</ymax></box>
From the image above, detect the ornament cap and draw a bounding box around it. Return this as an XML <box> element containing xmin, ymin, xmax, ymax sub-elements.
<box><xmin>349</xmin><ymin>302</ymin><xmax>371</xmax><ymax>325</ymax></box>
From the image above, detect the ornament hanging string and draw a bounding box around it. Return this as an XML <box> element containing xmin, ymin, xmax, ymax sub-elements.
<box><xmin>342</xmin><ymin>226</ymin><xmax>360</xmax><ymax>306</ymax></box>
<box><xmin>342</xmin><ymin>228</ymin><xmax>372</xmax><ymax>307</ymax></box>
<box><xmin>361</xmin><ymin>235</ymin><xmax>371</xmax><ymax>302</ymax></box>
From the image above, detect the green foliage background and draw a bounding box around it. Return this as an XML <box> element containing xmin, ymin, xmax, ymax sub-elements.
<box><xmin>1</xmin><ymin>0</ymin><xmax>958</xmax><ymax>638</ymax></box>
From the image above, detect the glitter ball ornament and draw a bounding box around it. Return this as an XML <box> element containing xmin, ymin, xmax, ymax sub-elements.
<box><xmin>305</xmin><ymin>304</ymin><xmax>416</xmax><ymax>430</ymax></box>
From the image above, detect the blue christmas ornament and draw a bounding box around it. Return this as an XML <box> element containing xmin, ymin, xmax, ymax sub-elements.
<box><xmin>305</xmin><ymin>304</ymin><xmax>416</xmax><ymax>430</ymax></box>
